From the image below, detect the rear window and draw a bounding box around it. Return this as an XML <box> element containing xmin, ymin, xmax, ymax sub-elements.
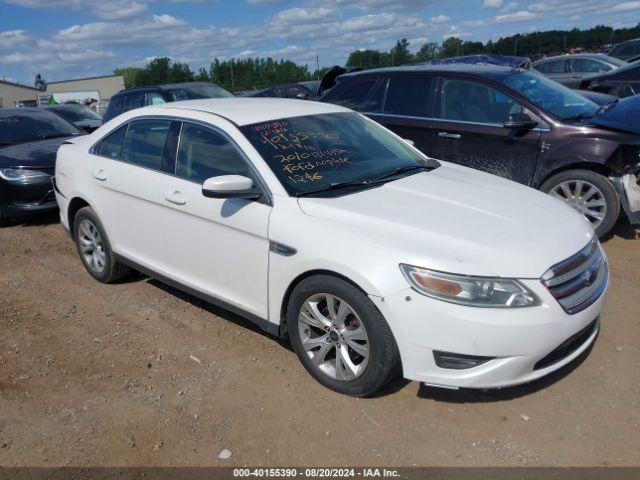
<box><xmin>384</xmin><ymin>77</ymin><xmax>432</xmax><ymax>117</ymax></box>
<box><xmin>535</xmin><ymin>60</ymin><xmax>566</xmax><ymax>74</ymax></box>
<box><xmin>96</xmin><ymin>125</ymin><xmax>127</xmax><ymax>158</ymax></box>
<box><xmin>331</xmin><ymin>80</ymin><xmax>377</xmax><ymax>111</ymax></box>
<box><xmin>166</xmin><ymin>84</ymin><xmax>233</xmax><ymax>101</ymax></box>
<box><xmin>120</xmin><ymin>120</ymin><xmax>171</xmax><ymax>170</ymax></box>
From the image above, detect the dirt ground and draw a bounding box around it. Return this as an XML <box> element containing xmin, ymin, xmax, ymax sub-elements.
<box><xmin>0</xmin><ymin>213</ymin><xmax>639</xmax><ymax>467</ymax></box>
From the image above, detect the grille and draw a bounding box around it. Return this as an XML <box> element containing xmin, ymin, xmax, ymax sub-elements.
<box><xmin>534</xmin><ymin>319</ymin><xmax>599</xmax><ymax>370</ymax></box>
<box><xmin>541</xmin><ymin>238</ymin><xmax>608</xmax><ymax>315</ymax></box>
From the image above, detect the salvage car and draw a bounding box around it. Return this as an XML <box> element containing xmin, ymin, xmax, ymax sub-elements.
<box><xmin>321</xmin><ymin>64</ymin><xmax>640</xmax><ymax>237</ymax></box>
<box><xmin>0</xmin><ymin>108</ymin><xmax>82</xmax><ymax>225</ymax></box>
<box><xmin>55</xmin><ymin>98</ymin><xmax>607</xmax><ymax>396</ymax></box>
<box><xmin>46</xmin><ymin>103</ymin><xmax>103</xmax><ymax>132</ymax></box>
<box><xmin>607</xmin><ymin>38</ymin><xmax>640</xmax><ymax>61</ymax></box>
<box><xmin>579</xmin><ymin>60</ymin><xmax>640</xmax><ymax>98</ymax></box>
<box><xmin>532</xmin><ymin>54</ymin><xmax>626</xmax><ymax>88</ymax></box>
<box><xmin>103</xmin><ymin>81</ymin><xmax>233</xmax><ymax>122</ymax></box>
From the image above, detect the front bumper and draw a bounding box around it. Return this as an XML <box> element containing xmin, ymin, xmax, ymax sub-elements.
<box><xmin>371</xmin><ymin>275</ymin><xmax>608</xmax><ymax>389</ymax></box>
<box><xmin>0</xmin><ymin>177</ymin><xmax>58</xmax><ymax>220</ymax></box>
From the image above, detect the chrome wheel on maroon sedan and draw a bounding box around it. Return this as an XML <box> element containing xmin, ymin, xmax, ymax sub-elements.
<box><xmin>549</xmin><ymin>180</ymin><xmax>606</xmax><ymax>230</ymax></box>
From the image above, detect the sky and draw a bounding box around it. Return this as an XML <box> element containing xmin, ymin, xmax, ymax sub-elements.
<box><xmin>1</xmin><ymin>0</ymin><xmax>639</xmax><ymax>85</ymax></box>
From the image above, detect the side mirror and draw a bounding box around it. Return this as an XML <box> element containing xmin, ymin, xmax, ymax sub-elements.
<box><xmin>504</xmin><ymin>112</ymin><xmax>538</xmax><ymax>130</ymax></box>
<box><xmin>202</xmin><ymin>175</ymin><xmax>262</xmax><ymax>200</ymax></box>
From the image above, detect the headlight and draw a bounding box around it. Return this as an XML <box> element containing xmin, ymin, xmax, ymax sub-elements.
<box><xmin>0</xmin><ymin>168</ymin><xmax>49</xmax><ymax>182</ymax></box>
<box><xmin>400</xmin><ymin>264</ymin><xmax>538</xmax><ymax>308</ymax></box>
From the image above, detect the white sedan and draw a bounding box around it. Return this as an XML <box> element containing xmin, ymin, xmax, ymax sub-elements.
<box><xmin>54</xmin><ymin>98</ymin><xmax>608</xmax><ymax>396</ymax></box>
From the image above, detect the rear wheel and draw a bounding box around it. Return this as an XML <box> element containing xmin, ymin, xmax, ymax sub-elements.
<box><xmin>540</xmin><ymin>169</ymin><xmax>619</xmax><ymax>238</ymax></box>
<box><xmin>73</xmin><ymin>207</ymin><xmax>130</xmax><ymax>283</ymax></box>
<box><xmin>286</xmin><ymin>275</ymin><xmax>400</xmax><ymax>397</ymax></box>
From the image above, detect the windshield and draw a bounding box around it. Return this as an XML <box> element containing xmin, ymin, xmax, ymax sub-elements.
<box><xmin>0</xmin><ymin>110</ymin><xmax>81</xmax><ymax>145</ymax></box>
<box><xmin>167</xmin><ymin>83</ymin><xmax>234</xmax><ymax>101</ymax></box>
<box><xmin>502</xmin><ymin>71</ymin><xmax>599</xmax><ymax>121</ymax></box>
<box><xmin>240</xmin><ymin>112</ymin><xmax>435</xmax><ymax>196</ymax></box>
<box><xmin>49</xmin><ymin>105</ymin><xmax>102</xmax><ymax>122</ymax></box>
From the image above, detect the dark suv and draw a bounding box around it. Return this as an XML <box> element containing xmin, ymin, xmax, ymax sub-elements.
<box><xmin>103</xmin><ymin>82</ymin><xmax>233</xmax><ymax>123</ymax></box>
<box><xmin>321</xmin><ymin>64</ymin><xmax>640</xmax><ymax>237</ymax></box>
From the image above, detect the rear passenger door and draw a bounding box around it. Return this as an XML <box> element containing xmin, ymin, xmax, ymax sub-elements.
<box><xmin>89</xmin><ymin>119</ymin><xmax>176</xmax><ymax>273</ymax></box>
<box><xmin>365</xmin><ymin>75</ymin><xmax>441</xmax><ymax>158</ymax></box>
<box><xmin>429</xmin><ymin>77</ymin><xmax>541</xmax><ymax>185</ymax></box>
<box><xmin>159</xmin><ymin>121</ymin><xmax>271</xmax><ymax>319</ymax></box>
<box><xmin>535</xmin><ymin>58</ymin><xmax>571</xmax><ymax>85</ymax></box>
<box><xmin>568</xmin><ymin>59</ymin><xmax>611</xmax><ymax>88</ymax></box>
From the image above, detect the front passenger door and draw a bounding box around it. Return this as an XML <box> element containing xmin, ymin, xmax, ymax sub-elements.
<box><xmin>160</xmin><ymin>122</ymin><xmax>271</xmax><ymax>319</ymax></box>
<box><xmin>430</xmin><ymin>78</ymin><xmax>541</xmax><ymax>185</ymax></box>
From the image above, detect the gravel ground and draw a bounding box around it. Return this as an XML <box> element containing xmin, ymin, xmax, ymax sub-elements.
<box><xmin>0</xmin><ymin>214</ymin><xmax>639</xmax><ymax>467</ymax></box>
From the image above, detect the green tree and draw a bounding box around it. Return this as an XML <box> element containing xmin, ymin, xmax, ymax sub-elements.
<box><xmin>441</xmin><ymin>37</ymin><xmax>464</xmax><ymax>57</ymax></box>
<box><xmin>414</xmin><ymin>42</ymin><xmax>440</xmax><ymax>62</ymax></box>
<box><xmin>390</xmin><ymin>38</ymin><xmax>412</xmax><ymax>65</ymax></box>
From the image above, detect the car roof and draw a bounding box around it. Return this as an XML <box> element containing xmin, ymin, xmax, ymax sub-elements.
<box><xmin>153</xmin><ymin>97</ymin><xmax>349</xmax><ymax>126</ymax></box>
<box><xmin>533</xmin><ymin>53</ymin><xmax>624</xmax><ymax>64</ymax></box>
<box><xmin>0</xmin><ymin>107</ymin><xmax>53</xmax><ymax>116</ymax></box>
<box><xmin>114</xmin><ymin>82</ymin><xmax>221</xmax><ymax>96</ymax></box>
<box><xmin>337</xmin><ymin>63</ymin><xmax>522</xmax><ymax>81</ymax></box>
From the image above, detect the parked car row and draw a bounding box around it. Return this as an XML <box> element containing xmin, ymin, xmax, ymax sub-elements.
<box><xmin>1</xmin><ymin>61</ymin><xmax>636</xmax><ymax>397</ymax></box>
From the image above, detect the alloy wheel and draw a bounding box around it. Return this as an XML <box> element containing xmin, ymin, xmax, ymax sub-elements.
<box><xmin>78</xmin><ymin>219</ymin><xmax>107</xmax><ymax>274</ymax></box>
<box><xmin>549</xmin><ymin>180</ymin><xmax>606</xmax><ymax>229</ymax></box>
<box><xmin>297</xmin><ymin>293</ymin><xmax>370</xmax><ymax>381</ymax></box>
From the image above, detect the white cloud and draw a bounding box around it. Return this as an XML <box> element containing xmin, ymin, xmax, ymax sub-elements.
<box><xmin>494</xmin><ymin>10</ymin><xmax>537</xmax><ymax>23</ymax></box>
<box><xmin>270</xmin><ymin>7</ymin><xmax>335</xmax><ymax>25</ymax></box>
<box><xmin>608</xmin><ymin>1</ymin><xmax>640</xmax><ymax>11</ymax></box>
<box><xmin>483</xmin><ymin>0</ymin><xmax>503</xmax><ymax>8</ymax></box>
<box><xmin>430</xmin><ymin>14</ymin><xmax>450</xmax><ymax>23</ymax></box>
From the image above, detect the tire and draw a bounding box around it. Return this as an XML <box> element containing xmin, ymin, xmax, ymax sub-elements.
<box><xmin>286</xmin><ymin>275</ymin><xmax>400</xmax><ymax>397</ymax></box>
<box><xmin>540</xmin><ymin>169</ymin><xmax>620</xmax><ymax>238</ymax></box>
<box><xmin>73</xmin><ymin>206</ymin><xmax>130</xmax><ymax>283</ymax></box>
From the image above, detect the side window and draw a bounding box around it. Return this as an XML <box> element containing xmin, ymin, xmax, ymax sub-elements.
<box><xmin>332</xmin><ymin>80</ymin><xmax>376</xmax><ymax>111</ymax></box>
<box><xmin>121</xmin><ymin>120</ymin><xmax>171</xmax><ymax>170</ymax></box>
<box><xmin>96</xmin><ymin>125</ymin><xmax>127</xmax><ymax>159</ymax></box>
<box><xmin>123</xmin><ymin>93</ymin><xmax>144</xmax><ymax>109</ymax></box>
<box><xmin>440</xmin><ymin>79</ymin><xmax>523</xmax><ymax>124</ymax></box>
<box><xmin>384</xmin><ymin>77</ymin><xmax>432</xmax><ymax>117</ymax></box>
<box><xmin>571</xmin><ymin>59</ymin><xmax>607</xmax><ymax>73</ymax></box>
<box><xmin>535</xmin><ymin>60</ymin><xmax>566</xmax><ymax>74</ymax></box>
<box><xmin>145</xmin><ymin>92</ymin><xmax>166</xmax><ymax>105</ymax></box>
<box><xmin>176</xmin><ymin>123</ymin><xmax>251</xmax><ymax>183</ymax></box>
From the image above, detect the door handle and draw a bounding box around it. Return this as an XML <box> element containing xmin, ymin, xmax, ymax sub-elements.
<box><xmin>438</xmin><ymin>132</ymin><xmax>462</xmax><ymax>139</ymax></box>
<box><xmin>165</xmin><ymin>191</ymin><xmax>186</xmax><ymax>205</ymax></box>
<box><xmin>92</xmin><ymin>169</ymin><xmax>107</xmax><ymax>181</ymax></box>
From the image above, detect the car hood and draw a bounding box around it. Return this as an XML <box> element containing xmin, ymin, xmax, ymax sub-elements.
<box><xmin>0</xmin><ymin>137</ymin><xmax>74</xmax><ymax>169</ymax></box>
<box><xmin>588</xmin><ymin>95</ymin><xmax>640</xmax><ymax>135</ymax></box>
<box><xmin>297</xmin><ymin>163</ymin><xmax>594</xmax><ymax>279</ymax></box>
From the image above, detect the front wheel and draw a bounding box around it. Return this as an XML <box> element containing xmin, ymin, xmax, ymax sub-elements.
<box><xmin>286</xmin><ymin>275</ymin><xmax>400</xmax><ymax>397</ymax></box>
<box><xmin>540</xmin><ymin>169</ymin><xmax>620</xmax><ymax>238</ymax></box>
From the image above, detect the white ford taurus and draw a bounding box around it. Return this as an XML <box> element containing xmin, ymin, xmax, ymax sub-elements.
<box><xmin>54</xmin><ymin>98</ymin><xmax>608</xmax><ymax>396</ymax></box>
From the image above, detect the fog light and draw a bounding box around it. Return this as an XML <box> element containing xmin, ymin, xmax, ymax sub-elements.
<box><xmin>433</xmin><ymin>351</ymin><xmax>494</xmax><ymax>370</ymax></box>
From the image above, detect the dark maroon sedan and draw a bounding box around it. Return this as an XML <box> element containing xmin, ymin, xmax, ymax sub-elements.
<box><xmin>321</xmin><ymin>64</ymin><xmax>640</xmax><ymax>237</ymax></box>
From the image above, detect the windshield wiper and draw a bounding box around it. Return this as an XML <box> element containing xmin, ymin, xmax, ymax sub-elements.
<box><xmin>596</xmin><ymin>98</ymin><xmax>619</xmax><ymax>115</ymax></box>
<box><xmin>295</xmin><ymin>164</ymin><xmax>434</xmax><ymax>198</ymax></box>
<box><xmin>368</xmin><ymin>164</ymin><xmax>435</xmax><ymax>182</ymax></box>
